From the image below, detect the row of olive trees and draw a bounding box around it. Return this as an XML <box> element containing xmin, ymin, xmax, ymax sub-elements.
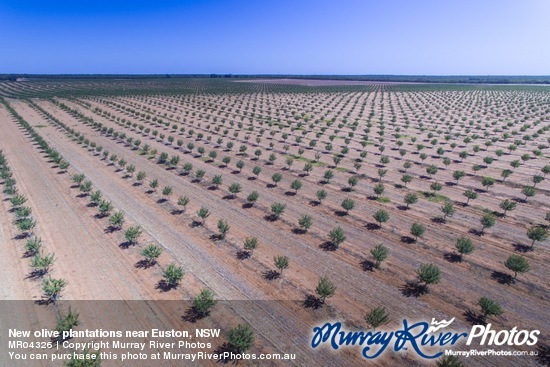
<box><xmin>53</xmin><ymin>97</ymin><xmax>549</xmax><ymax>259</ymax></box>
<box><xmin>0</xmin><ymin>100</ymin><xmax>71</xmax><ymax>304</ymax></box>
<box><xmin>93</xmin><ymin>91</ymin><xmax>547</xmax><ymax>197</ymax></box>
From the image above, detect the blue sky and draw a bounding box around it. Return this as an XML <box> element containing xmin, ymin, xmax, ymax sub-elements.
<box><xmin>0</xmin><ymin>0</ymin><xmax>548</xmax><ymax>75</ymax></box>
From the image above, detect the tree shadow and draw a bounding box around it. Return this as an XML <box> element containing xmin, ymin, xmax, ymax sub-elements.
<box><xmin>190</xmin><ymin>220</ymin><xmax>202</xmax><ymax>228</ymax></box>
<box><xmin>309</xmin><ymin>200</ymin><xmax>320</xmax><ymax>207</ymax></box>
<box><xmin>157</xmin><ymin>198</ymin><xmax>167</xmax><ymax>204</ymax></box>
<box><xmin>25</xmin><ymin>269</ymin><xmax>47</xmax><ymax>280</ymax></box>
<box><xmin>241</xmin><ymin>203</ymin><xmax>253</xmax><ymax>209</ymax></box>
<box><xmin>303</xmin><ymin>294</ymin><xmax>323</xmax><ymax>310</ymax></box>
<box><xmin>210</xmin><ymin>234</ymin><xmax>224</xmax><ymax>242</ymax></box>
<box><xmin>22</xmin><ymin>250</ymin><xmax>36</xmax><ymax>259</ymax></box>
<box><xmin>400</xmin><ymin>281</ymin><xmax>428</xmax><ymax>297</ymax></box>
<box><xmin>365</xmin><ymin>222</ymin><xmax>380</xmax><ymax>231</ymax></box>
<box><xmin>469</xmin><ymin>228</ymin><xmax>483</xmax><ymax>237</ymax></box>
<box><xmin>14</xmin><ymin>232</ymin><xmax>30</xmax><ymax>240</ymax></box>
<box><xmin>431</xmin><ymin>217</ymin><xmax>446</xmax><ymax>224</ymax></box>
<box><xmin>284</xmin><ymin>191</ymin><xmax>297</xmax><ymax>196</ymax></box>
<box><xmin>535</xmin><ymin>343</ymin><xmax>550</xmax><ymax>366</ymax></box>
<box><xmin>319</xmin><ymin>241</ymin><xmax>338</xmax><ymax>251</ymax></box>
<box><xmin>491</xmin><ymin>271</ymin><xmax>514</xmax><ymax>285</ymax></box>
<box><xmin>213</xmin><ymin>343</ymin><xmax>239</xmax><ymax>364</ymax></box>
<box><xmin>236</xmin><ymin>250</ymin><xmax>251</xmax><ymax>260</ymax></box>
<box><xmin>171</xmin><ymin>209</ymin><xmax>184</xmax><ymax>215</ymax></box>
<box><xmin>135</xmin><ymin>259</ymin><xmax>155</xmax><ymax>269</ymax></box>
<box><xmin>263</xmin><ymin>214</ymin><xmax>278</xmax><ymax>222</ymax></box>
<box><xmin>181</xmin><ymin>306</ymin><xmax>209</xmax><ymax>324</ymax></box>
<box><xmin>463</xmin><ymin>309</ymin><xmax>486</xmax><ymax>326</ymax></box>
<box><xmin>334</xmin><ymin>210</ymin><xmax>348</xmax><ymax>217</ymax></box>
<box><xmin>401</xmin><ymin>236</ymin><xmax>415</xmax><ymax>244</ymax></box>
<box><xmin>360</xmin><ymin>259</ymin><xmax>375</xmax><ymax>272</ymax></box>
<box><xmin>292</xmin><ymin>228</ymin><xmax>307</xmax><ymax>235</ymax></box>
<box><xmin>34</xmin><ymin>298</ymin><xmax>53</xmax><ymax>306</ymax></box>
<box><xmin>119</xmin><ymin>241</ymin><xmax>133</xmax><ymax>249</ymax></box>
<box><xmin>263</xmin><ymin>270</ymin><xmax>280</xmax><ymax>280</ymax></box>
<box><xmin>104</xmin><ymin>225</ymin><xmax>120</xmax><ymax>234</ymax></box>
<box><xmin>443</xmin><ymin>252</ymin><xmax>462</xmax><ymax>263</ymax></box>
<box><xmin>155</xmin><ymin>280</ymin><xmax>175</xmax><ymax>292</ymax></box>
<box><xmin>397</xmin><ymin>205</ymin><xmax>409</xmax><ymax>211</ymax></box>
<box><xmin>512</xmin><ymin>243</ymin><xmax>532</xmax><ymax>253</ymax></box>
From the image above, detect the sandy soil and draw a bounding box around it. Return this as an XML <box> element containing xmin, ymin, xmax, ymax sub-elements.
<box><xmin>1</xmin><ymin>83</ymin><xmax>548</xmax><ymax>367</ymax></box>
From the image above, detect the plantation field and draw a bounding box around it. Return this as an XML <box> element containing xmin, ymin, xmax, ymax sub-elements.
<box><xmin>0</xmin><ymin>78</ymin><xmax>548</xmax><ymax>366</ymax></box>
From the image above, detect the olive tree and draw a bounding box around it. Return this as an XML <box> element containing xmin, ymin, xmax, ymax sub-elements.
<box><xmin>316</xmin><ymin>276</ymin><xmax>336</xmax><ymax>304</ymax></box>
<box><xmin>270</xmin><ymin>203</ymin><xmax>286</xmax><ymax>220</ymax></box>
<box><xmin>227</xmin><ymin>324</ymin><xmax>254</xmax><ymax>354</ymax></box>
<box><xmin>479</xmin><ymin>214</ymin><xmax>496</xmax><ymax>235</ymax></box>
<box><xmin>478</xmin><ymin>297</ymin><xmax>503</xmax><ymax>322</ymax></box>
<box><xmin>140</xmin><ymin>243</ymin><xmax>163</xmax><ymax>266</ymax></box>
<box><xmin>274</xmin><ymin>255</ymin><xmax>289</xmax><ymax>275</ymax></box>
<box><xmin>193</xmin><ymin>289</ymin><xmax>217</xmax><ymax>318</ymax></box>
<box><xmin>217</xmin><ymin>219</ymin><xmax>230</xmax><ymax>239</ymax></box>
<box><xmin>504</xmin><ymin>255</ymin><xmax>530</xmax><ymax>279</ymax></box>
<box><xmin>243</xmin><ymin>237</ymin><xmax>258</xmax><ymax>255</ymax></box>
<box><xmin>298</xmin><ymin>214</ymin><xmax>313</xmax><ymax>233</ymax></box>
<box><xmin>410</xmin><ymin>223</ymin><xmax>425</xmax><ymax>241</ymax></box>
<box><xmin>196</xmin><ymin>207</ymin><xmax>210</xmax><ymax>225</ymax></box>
<box><xmin>373</xmin><ymin>209</ymin><xmax>390</xmax><ymax>227</ymax></box>
<box><xmin>455</xmin><ymin>236</ymin><xmax>474</xmax><ymax>261</ymax></box>
<box><xmin>162</xmin><ymin>263</ymin><xmax>184</xmax><ymax>288</ymax></box>
<box><xmin>328</xmin><ymin>226</ymin><xmax>346</xmax><ymax>249</ymax></box>
<box><xmin>370</xmin><ymin>244</ymin><xmax>389</xmax><ymax>269</ymax></box>
<box><xmin>364</xmin><ymin>307</ymin><xmax>390</xmax><ymax>330</ymax></box>
<box><xmin>416</xmin><ymin>264</ymin><xmax>441</xmax><ymax>290</ymax></box>
<box><xmin>124</xmin><ymin>226</ymin><xmax>142</xmax><ymax>245</ymax></box>
<box><xmin>42</xmin><ymin>277</ymin><xmax>67</xmax><ymax>303</ymax></box>
<box><xmin>108</xmin><ymin>211</ymin><xmax>125</xmax><ymax>230</ymax></box>
<box><xmin>527</xmin><ymin>225</ymin><xmax>547</xmax><ymax>249</ymax></box>
<box><xmin>499</xmin><ymin>199</ymin><xmax>516</xmax><ymax>216</ymax></box>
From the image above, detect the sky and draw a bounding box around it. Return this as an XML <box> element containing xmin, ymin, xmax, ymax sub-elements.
<box><xmin>0</xmin><ymin>0</ymin><xmax>549</xmax><ymax>75</ymax></box>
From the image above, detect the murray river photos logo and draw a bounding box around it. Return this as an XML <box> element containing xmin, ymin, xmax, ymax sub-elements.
<box><xmin>311</xmin><ymin>318</ymin><xmax>540</xmax><ymax>359</ymax></box>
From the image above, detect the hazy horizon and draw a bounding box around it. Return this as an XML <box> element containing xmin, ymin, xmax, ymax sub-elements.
<box><xmin>1</xmin><ymin>0</ymin><xmax>549</xmax><ymax>75</ymax></box>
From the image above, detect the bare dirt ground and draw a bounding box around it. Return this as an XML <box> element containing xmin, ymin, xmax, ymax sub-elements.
<box><xmin>2</xmin><ymin>100</ymin><xmax>351</xmax><ymax>366</ymax></box>
<box><xmin>1</xmin><ymin>82</ymin><xmax>548</xmax><ymax>366</ymax></box>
